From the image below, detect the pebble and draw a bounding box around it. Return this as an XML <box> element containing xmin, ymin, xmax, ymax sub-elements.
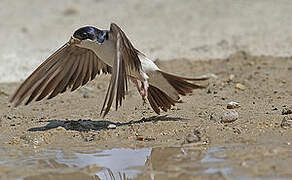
<box><xmin>185</xmin><ymin>133</ymin><xmax>200</xmax><ymax>143</ymax></box>
<box><xmin>78</xmin><ymin>87</ymin><xmax>93</xmax><ymax>98</ymax></box>
<box><xmin>107</xmin><ymin>124</ymin><xmax>117</xmax><ymax>129</ymax></box>
<box><xmin>280</xmin><ymin>116</ymin><xmax>292</xmax><ymax>129</ymax></box>
<box><xmin>56</xmin><ymin>126</ymin><xmax>66</xmax><ymax>131</ymax></box>
<box><xmin>221</xmin><ymin>110</ymin><xmax>239</xmax><ymax>123</ymax></box>
<box><xmin>282</xmin><ymin>108</ymin><xmax>292</xmax><ymax>115</ymax></box>
<box><xmin>228</xmin><ymin>74</ymin><xmax>235</xmax><ymax>81</ymax></box>
<box><xmin>185</xmin><ymin>129</ymin><xmax>201</xmax><ymax>143</ymax></box>
<box><xmin>227</xmin><ymin>101</ymin><xmax>240</xmax><ymax>109</ymax></box>
<box><xmin>235</xmin><ymin>83</ymin><xmax>246</xmax><ymax>90</ymax></box>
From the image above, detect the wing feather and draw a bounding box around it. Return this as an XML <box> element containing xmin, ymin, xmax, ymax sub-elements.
<box><xmin>11</xmin><ymin>44</ymin><xmax>69</xmax><ymax>105</ymax></box>
<box><xmin>10</xmin><ymin>44</ymin><xmax>111</xmax><ymax>107</ymax></box>
<box><xmin>100</xmin><ymin>23</ymin><xmax>141</xmax><ymax>117</ymax></box>
<box><xmin>48</xmin><ymin>56</ymin><xmax>79</xmax><ymax>99</ymax></box>
<box><xmin>82</xmin><ymin>52</ymin><xmax>91</xmax><ymax>85</ymax></box>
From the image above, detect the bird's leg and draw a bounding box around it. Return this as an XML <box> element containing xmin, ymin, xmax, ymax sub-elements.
<box><xmin>130</xmin><ymin>74</ymin><xmax>149</xmax><ymax>104</ymax></box>
<box><xmin>138</xmin><ymin>72</ymin><xmax>149</xmax><ymax>104</ymax></box>
<box><xmin>130</xmin><ymin>77</ymin><xmax>144</xmax><ymax>97</ymax></box>
<box><xmin>140</xmin><ymin>80</ymin><xmax>149</xmax><ymax>104</ymax></box>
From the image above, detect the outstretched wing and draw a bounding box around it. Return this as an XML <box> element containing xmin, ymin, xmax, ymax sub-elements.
<box><xmin>100</xmin><ymin>23</ymin><xmax>142</xmax><ymax>117</ymax></box>
<box><xmin>10</xmin><ymin>43</ymin><xmax>111</xmax><ymax>107</ymax></box>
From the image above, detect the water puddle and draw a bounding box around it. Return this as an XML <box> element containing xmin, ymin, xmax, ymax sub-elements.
<box><xmin>0</xmin><ymin>145</ymin><xmax>232</xmax><ymax>179</ymax></box>
<box><xmin>1</xmin><ymin>144</ymin><xmax>288</xmax><ymax>179</ymax></box>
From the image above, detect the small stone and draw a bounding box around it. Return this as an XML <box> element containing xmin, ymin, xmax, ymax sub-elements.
<box><xmin>281</xmin><ymin>116</ymin><xmax>292</xmax><ymax>129</ymax></box>
<box><xmin>240</xmin><ymin>161</ymin><xmax>248</xmax><ymax>167</ymax></box>
<box><xmin>107</xmin><ymin>124</ymin><xmax>117</xmax><ymax>129</ymax></box>
<box><xmin>78</xmin><ymin>87</ymin><xmax>93</xmax><ymax>98</ymax></box>
<box><xmin>185</xmin><ymin>133</ymin><xmax>200</xmax><ymax>143</ymax></box>
<box><xmin>282</xmin><ymin>108</ymin><xmax>292</xmax><ymax>115</ymax></box>
<box><xmin>221</xmin><ymin>110</ymin><xmax>239</xmax><ymax>123</ymax></box>
<box><xmin>185</xmin><ymin>129</ymin><xmax>201</xmax><ymax>143</ymax></box>
<box><xmin>136</xmin><ymin>136</ymin><xmax>144</xmax><ymax>141</ymax></box>
<box><xmin>56</xmin><ymin>126</ymin><xmax>66</xmax><ymax>131</ymax></box>
<box><xmin>235</xmin><ymin>83</ymin><xmax>246</xmax><ymax>90</ymax></box>
<box><xmin>228</xmin><ymin>74</ymin><xmax>235</xmax><ymax>81</ymax></box>
<box><xmin>227</xmin><ymin>101</ymin><xmax>240</xmax><ymax>109</ymax></box>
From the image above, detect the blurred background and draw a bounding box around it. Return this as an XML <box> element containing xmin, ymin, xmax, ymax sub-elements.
<box><xmin>1</xmin><ymin>0</ymin><xmax>292</xmax><ymax>82</ymax></box>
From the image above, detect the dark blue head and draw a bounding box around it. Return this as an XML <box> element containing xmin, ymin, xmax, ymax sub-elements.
<box><xmin>73</xmin><ymin>26</ymin><xmax>108</xmax><ymax>43</ymax></box>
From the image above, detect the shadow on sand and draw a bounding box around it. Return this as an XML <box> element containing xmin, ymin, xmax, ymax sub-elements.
<box><xmin>28</xmin><ymin>115</ymin><xmax>188</xmax><ymax>132</ymax></box>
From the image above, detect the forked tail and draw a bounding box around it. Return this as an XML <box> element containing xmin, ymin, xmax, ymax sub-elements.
<box><xmin>147</xmin><ymin>70</ymin><xmax>208</xmax><ymax>114</ymax></box>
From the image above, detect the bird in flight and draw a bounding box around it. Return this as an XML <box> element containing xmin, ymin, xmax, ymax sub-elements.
<box><xmin>10</xmin><ymin>23</ymin><xmax>209</xmax><ymax>117</ymax></box>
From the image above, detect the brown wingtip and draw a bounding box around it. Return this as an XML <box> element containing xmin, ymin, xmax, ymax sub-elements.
<box><xmin>10</xmin><ymin>90</ymin><xmax>25</xmax><ymax>107</ymax></box>
<box><xmin>9</xmin><ymin>98</ymin><xmax>19</xmax><ymax>108</ymax></box>
<box><xmin>159</xmin><ymin>71</ymin><xmax>207</xmax><ymax>96</ymax></box>
<box><xmin>147</xmin><ymin>85</ymin><xmax>178</xmax><ymax>114</ymax></box>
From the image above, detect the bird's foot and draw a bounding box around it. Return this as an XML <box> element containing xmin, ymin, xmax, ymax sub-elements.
<box><xmin>130</xmin><ymin>77</ymin><xmax>149</xmax><ymax>103</ymax></box>
<box><xmin>130</xmin><ymin>77</ymin><xmax>145</xmax><ymax>97</ymax></box>
<box><xmin>140</xmin><ymin>80</ymin><xmax>148</xmax><ymax>101</ymax></box>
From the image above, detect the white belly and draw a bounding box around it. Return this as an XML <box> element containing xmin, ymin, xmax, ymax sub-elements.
<box><xmin>139</xmin><ymin>54</ymin><xmax>160</xmax><ymax>73</ymax></box>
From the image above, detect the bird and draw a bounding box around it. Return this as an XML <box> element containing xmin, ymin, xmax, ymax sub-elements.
<box><xmin>10</xmin><ymin>23</ymin><xmax>209</xmax><ymax>117</ymax></box>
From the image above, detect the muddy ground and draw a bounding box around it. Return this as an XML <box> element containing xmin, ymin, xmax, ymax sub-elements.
<box><xmin>0</xmin><ymin>51</ymin><xmax>291</xmax><ymax>179</ymax></box>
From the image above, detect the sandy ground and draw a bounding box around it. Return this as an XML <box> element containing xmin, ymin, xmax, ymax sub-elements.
<box><xmin>0</xmin><ymin>51</ymin><xmax>291</xmax><ymax>179</ymax></box>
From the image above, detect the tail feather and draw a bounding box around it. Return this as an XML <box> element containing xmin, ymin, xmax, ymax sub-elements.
<box><xmin>147</xmin><ymin>70</ymin><xmax>208</xmax><ymax>114</ymax></box>
<box><xmin>147</xmin><ymin>85</ymin><xmax>177</xmax><ymax>114</ymax></box>
<box><xmin>159</xmin><ymin>71</ymin><xmax>206</xmax><ymax>96</ymax></box>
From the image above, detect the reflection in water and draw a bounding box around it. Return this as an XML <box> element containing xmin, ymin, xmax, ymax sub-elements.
<box><xmin>139</xmin><ymin>146</ymin><xmax>229</xmax><ymax>179</ymax></box>
<box><xmin>201</xmin><ymin>147</ymin><xmax>233</xmax><ymax>176</ymax></box>
<box><xmin>1</xmin><ymin>144</ymin><xmax>291</xmax><ymax>179</ymax></box>
<box><xmin>56</xmin><ymin>148</ymin><xmax>152</xmax><ymax>179</ymax></box>
<box><xmin>0</xmin><ymin>146</ymin><xmax>233</xmax><ymax>180</ymax></box>
<box><xmin>201</xmin><ymin>147</ymin><xmax>224</xmax><ymax>163</ymax></box>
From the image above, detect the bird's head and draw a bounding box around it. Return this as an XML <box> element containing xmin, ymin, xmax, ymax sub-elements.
<box><xmin>70</xmin><ymin>26</ymin><xmax>109</xmax><ymax>47</ymax></box>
